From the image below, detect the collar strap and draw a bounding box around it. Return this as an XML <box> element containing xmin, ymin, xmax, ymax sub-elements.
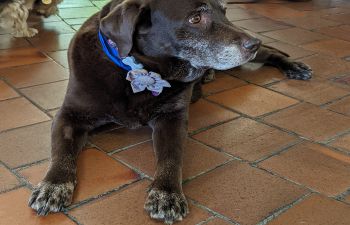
<box><xmin>98</xmin><ymin>31</ymin><xmax>171</xmax><ymax>96</ymax></box>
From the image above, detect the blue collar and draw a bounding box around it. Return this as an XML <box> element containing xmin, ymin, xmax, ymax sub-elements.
<box><xmin>98</xmin><ymin>31</ymin><xmax>171</xmax><ymax>96</ymax></box>
<box><xmin>98</xmin><ymin>31</ymin><xmax>143</xmax><ymax>71</ymax></box>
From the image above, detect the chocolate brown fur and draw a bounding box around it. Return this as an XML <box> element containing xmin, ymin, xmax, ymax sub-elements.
<box><xmin>29</xmin><ymin>0</ymin><xmax>312</xmax><ymax>224</ymax></box>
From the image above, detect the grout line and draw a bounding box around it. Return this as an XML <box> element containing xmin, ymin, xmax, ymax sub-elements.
<box><xmin>253</xmin><ymin>164</ymin><xmax>320</xmax><ymax>194</ymax></box>
<box><xmin>16</xmin><ymin>78</ymin><xmax>69</xmax><ymax>90</ymax></box>
<box><xmin>0</xmin><ymin>116</ymin><xmax>51</xmax><ymax>135</ymax></box>
<box><xmin>182</xmin><ymin>159</ymin><xmax>238</xmax><ymax>185</ymax></box>
<box><xmin>13</xmin><ymin>158</ymin><xmax>50</xmax><ymax>171</ymax></box>
<box><xmin>196</xmin><ymin>216</ymin><xmax>216</xmax><ymax>225</ymax></box>
<box><xmin>66</xmin><ymin>178</ymin><xmax>144</xmax><ymax>211</ymax></box>
<box><xmin>106</xmin><ymin>138</ymin><xmax>153</xmax><ymax>155</ymax></box>
<box><xmin>189</xmin><ymin>116</ymin><xmax>242</xmax><ymax>136</ymax></box>
<box><xmin>256</xmin><ymin>192</ymin><xmax>313</xmax><ymax>225</ymax></box>
<box><xmin>64</xmin><ymin>213</ymin><xmax>82</xmax><ymax>225</ymax></box>
<box><xmin>252</xmin><ymin>139</ymin><xmax>303</xmax><ymax>164</ymax></box>
<box><xmin>0</xmin><ymin>78</ymin><xmax>53</xmax><ymax>119</ymax></box>
<box><xmin>189</xmin><ymin>198</ymin><xmax>241</xmax><ymax>225</ymax></box>
<box><xmin>0</xmin><ymin>160</ymin><xmax>39</xmax><ymax>194</ymax></box>
<box><xmin>111</xmin><ymin>156</ymin><xmax>153</xmax><ymax>180</ymax></box>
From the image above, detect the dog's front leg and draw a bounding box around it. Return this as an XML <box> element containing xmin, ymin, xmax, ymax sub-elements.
<box><xmin>145</xmin><ymin>110</ymin><xmax>189</xmax><ymax>224</ymax></box>
<box><xmin>28</xmin><ymin>111</ymin><xmax>88</xmax><ymax>215</ymax></box>
<box><xmin>252</xmin><ymin>45</ymin><xmax>313</xmax><ymax>80</ymax></box>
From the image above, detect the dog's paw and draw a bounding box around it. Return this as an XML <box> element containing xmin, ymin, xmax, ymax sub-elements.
<box><xmin>14</xmin><ymin>28</ymin><xmax>38</xmax><ymax>38</ymax></box>
<box><xmin>282</xmin><ymin>61</ymin><xmax>313</xmax><ymax>80</ymax></box>
<box><xmin>144</xmin><ymin>189</ymin><xmax>189</xmax><ymax>224</ymax></box>
<box><xmin>28</xmin><ymin>181</ymin><xmax>74</xmax><ymax>216</ymax></box>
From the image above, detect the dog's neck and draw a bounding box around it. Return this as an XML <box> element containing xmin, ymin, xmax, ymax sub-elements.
<box><xmin>131</xmin><ymin>51</ymin><xmax>207</xmax><ymax>82</ymax></box>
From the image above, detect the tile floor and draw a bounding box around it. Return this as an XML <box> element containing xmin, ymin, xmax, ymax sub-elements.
<box><xmin>1</xmin><ymin>0</ymin><xmax>350</xmax><ymax>224</ymax></box>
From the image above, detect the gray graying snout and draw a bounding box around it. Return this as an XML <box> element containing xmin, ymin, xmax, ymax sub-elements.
<box><xmin>242</xmin><ymin>38</ymin><xmax>261</xmax><ymax>52</ymax></box>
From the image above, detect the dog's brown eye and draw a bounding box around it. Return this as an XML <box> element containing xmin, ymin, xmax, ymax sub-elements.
<box><xmin>189</xmin><ymin>14</ymin><xmax>201</xmax><ymax>24</ymax></box>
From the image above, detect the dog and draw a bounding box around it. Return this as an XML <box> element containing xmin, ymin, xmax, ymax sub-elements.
<box><xmin>28</xmin><ymin>0</ymin><xmax>312</xmax><ymax>224</ymax></box>
<box><xmin>0</xmin><ymin>0</ymin><xmax>62</xmax><ymax>37</ymax></box>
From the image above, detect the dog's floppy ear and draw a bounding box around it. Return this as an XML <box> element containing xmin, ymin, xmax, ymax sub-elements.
<box><xmin>100</xmin><ymin>0</ymin><xmax>144</xmax><ymax>57</ymax></box>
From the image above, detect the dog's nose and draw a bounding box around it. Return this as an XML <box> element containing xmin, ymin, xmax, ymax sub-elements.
<box><xmin>242</xmin><ymin>38</ymin><xmax>261</xmax><ymax>52</ymax></box>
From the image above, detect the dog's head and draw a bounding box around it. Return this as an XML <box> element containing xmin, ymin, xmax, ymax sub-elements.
<box><xmin>100</xmin><ymin>0</ymin><xmax>261</xmax><ymax>81</ymax></box>
<box><xmin>34</xmin><ymin>0</ymin><xmax>63</xmax><ymax>17</ymax></box>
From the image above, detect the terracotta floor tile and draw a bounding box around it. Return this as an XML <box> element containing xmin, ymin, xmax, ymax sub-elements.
<box><xmin>242</xmin><ymin>4</ymin><xmax>305</xmax><ymax>20</ymax></box>
<box><xmin>47</xmin><ymin>50</ymin><xmax>69</xmax><ymax>68</ymax></box>
<box><xmin>19</xmin><ymin>161</ymin><xmax>49</xmax><ymax>186</ymax></box>
<box><xmin>73</xmin><ymin>149</ymin><xmax>139</xmax><ymax>202</ymax></box>
<box><xmin>269</xmin><ymin>79</ymin><xmax>350</xmax><ymax>105</ymax></box>
<box><xmin>0</xmin><ymin>165</ymin><xmax>20</xmax><ymax>192</ymax></box>
<box><xmin>64</xmin><ymin>18</ymin><xmax>89</xmax><ymax>26</ymax></box>
<box><xmin>59</xmin><ymin>7</ymin><xmax>99</xmax><ymax>19</ymax></box>
<box><xmin>344</xmin><ymin>194</ymin><xmax>350</xmax><ymax>204</ymax></box>
<box><xmin>265</xmin><ymin>102</ymin><xmax>350</xmax><ymax>141</ymax></box>
<box><xmin>245</xmin><ymin>30</ymin><xmax>276</xmax><ymax>44</ymax></box>
<box><xmin>34</xmin><ymin>21</ymin><xmax>75</xmax><ymax>37</ymax></box>
<box><xmin>205</xmin><ymin>218</ymin><xmax>232</xmax><ymax>225</ymax></box>
<box><xmin>330</xmin><ymin>134</ymin><xmax>350</xmax><ymax>153</ymax></box>
<box><xmin>92</xmin><ymin>0</ymin><xmax>109</xmax><ymax>9</ymax></box>
<box><xmin>20</xmin><ymin>149</ymin><xmax>139</xmax><ymax>203</ymax></box>
<box><xmin>0</xmin><ymin>80</ymin><xmax>18</xmax><ymax>101</ymax></box>
<box><xmin>323</xmin><ymin>13</ymin><xmax>350</xmax><ymax>24</ymax></box>
<box><xmin>260</xmin><ymin>142</ymin><xmax>350</xmax><ymax>196</ymax></box>
<box><xmin>303</xmin><ymin>39</ymin><xmax>350</xmax><ymax>58</ymax></box>
<box><xmin>193</xmin><ymin>118</ymin><xmax>297</xmax><ymax>161</ymax></box>
<box><xmin>21</xmin><ymin>80</ymin><xmax>68</xmax><ymax>110</ymax></box>
<box><xmin>188</xmin><ymin>99</ymin><xmax>239</xmax><ymax>132</ymax></box>
<box><xmin>267</xmin><ymin>194</ymin><xmax>350</xmax><ymax>225</ymax></box>
<box><xmin>184</xmin><ymin>161</ymin><xmax>307</xmax><ymax>225</ymax></box>
<box><xmin>0</xmin><ymin>98</ymin><xmax>50</xmax><ymax>133</ymax></box>
<box><xmin>0</xmin><ymin>121</ymin><xmax>51</xmax><ymax>168</ymax></box>
<box><xmin>327</xmin><ymin>96</ymin><xmax>350</xmax><ymax>116</ymax></box>
<box><xmin>300</xmin><ymin>54</ymin><xmax>350</xmax><ymax>79</ymax></box>
<box><xmin>228</xmin><ymin>64</ymin><xmax>285</xmax><ymax>85</ymax></box>
<box><xmin>313</xmin><ymin>7</ymin><xmax>350</xmax><ymax>16</ymax></box>
<box><xmin>59</xmin><ymin>0</ymin><xmax>93</xmax><ymax>8</ymax></box>
<box><xmin>1</xmin><ymin>61</ymin><xmax>68</xmax><ymax>88</ymax></box>
<box><xmin>281</xmin><ymin>15</ymin><xmax>341</xmax><ymax>30</ymax></box>
<box><xmin>284</xmin><ymin>2</ymin><xmax>339</xmax><ymax>11</ymax></box>
<box><xmin>27</xmin><ymin>14</ymin><xmax>62</xmax><ymax>25</ymax></box>
<box><xmin>72</xmin><ymin>25</ymin><xmax>82</xmax><ymax>31</ymax></box>
<box><xmin>0</xmin><ymin>34</ymin><xmax>30</xmax><ymax>50</ymax></box>
<box><xmin>263</xmin><ymin>28</ymin><xmax>329</xmax><ymax>45</ymax></box>
<box><xmin>332</xmin><ymin>74</ymin><xmax>350</xmax><ymax>87</ymax></box>
<box><xmin>113</xmin><ymin>139</ymin><xmax>230</xmax><ymax>180</ymax></box>
<box><xmin>226</xmin><ymin>8</ymin><xmax>261</xmax><ymax>21</ymax></box>
<box><xmin>0</xmin><ymin>188</ymin><xmax>75</xmax><ymax>225</ymax></box>
<box><xmin>202</xmin><ymin>72</ymin><xmax>247</xmax><ymax>95</ymax></box>
<box><xmin>29</xmin><ymin>33</ymin><xmax>75</xmax><ymax>52</ymax></box>
<box><xmin>69</xmin><ymin>180</ymin><xmax>210</xmax><ymax>225</ymax></box>
<box><xmin>316</xmin><ymin>25</ymin><xmax>350</xmax><ymax>42</ymax></box>
<box><xmin>48</xmin><ymin>108</ymin><xmax>60</xmax><ymax>117</ymax></box>
<box><xmin>266</xmin><ymin>42</ymin><xmax>315</xmax><ymax>59</ymax></box>
<box><xmin>90</xmin><ymin>127</ymin><xmax>152</xmax><ymax>152</ymax></box>
<box><xmin>0</xmin><ymin>48</ymin><xmax>50</xmax><ymax>69</ymax></box>
<box><xmin>207</xmin><ymin>84</ymin><xmax>298</xmax><ymax>117</ymax></box>
<box><xmin>233</xmin><ymin>18</ymin><xmax>291</xmax><ymax>32</ymax></box>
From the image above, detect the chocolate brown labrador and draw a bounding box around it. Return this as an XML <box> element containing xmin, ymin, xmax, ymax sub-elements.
<box><xmin>28</xmin><ymin>0</ymin><xmax>312</xmax><ymax>224</ymax></box>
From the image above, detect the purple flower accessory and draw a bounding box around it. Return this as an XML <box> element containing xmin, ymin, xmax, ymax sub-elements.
<box><xmin>126</xmin><ymin>69</ymin><xmax>171</xmax><ymax>96</ymax></box>
<box><xmin>99</xmin><ymin>31</ymin><xmax>170</xmax><ymax>96</ymax></box>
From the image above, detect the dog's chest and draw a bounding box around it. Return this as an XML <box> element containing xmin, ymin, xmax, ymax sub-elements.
<box><xmin>109</xmin><ymin>86</ymin><xmax>191</xmax><ymax>128</ymax></box>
